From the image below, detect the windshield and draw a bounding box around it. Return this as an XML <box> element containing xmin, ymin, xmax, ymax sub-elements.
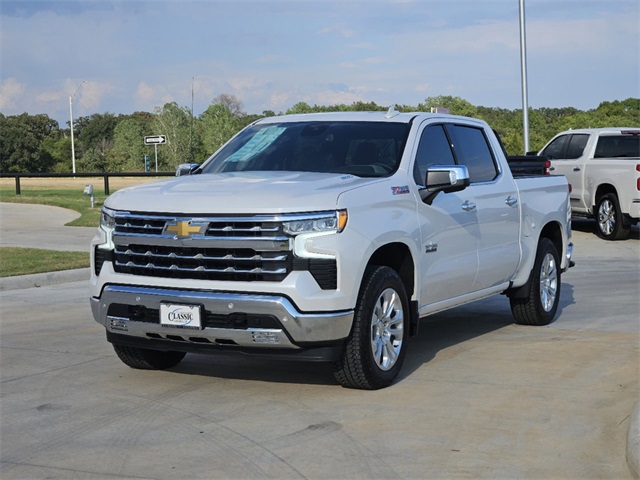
<box><xmin>199</xmin><ymin>121</ymin><xmax>411</xmax><ymax>177</ymax></box>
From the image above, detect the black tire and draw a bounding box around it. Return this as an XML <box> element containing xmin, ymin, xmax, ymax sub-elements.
<box><xmin>595</xmin><ymin>193</ymin><xmax>630</xmax><ymax>240</ymax></box>
<box><xmin>113</xmin><ymin>344</ymin><xmax>186</xmax><ymax>370</ymax></box>
<box><xmin>334</xmin><ymin>266</ymin><xmax>410</xmax><ymax>390</ymax></box>
<box><xmin>510</xmin><ymin>238</ymin><xmax>561</xmax><ymax>326</ymax></box>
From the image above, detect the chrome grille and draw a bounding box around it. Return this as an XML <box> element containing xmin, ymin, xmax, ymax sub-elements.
<box><xmin>115</xmin><ymin>217</ymin><xmax>166</xmax><ymax>235</ymax></box>
<box><xmin>111</xmin><ymin>213</ymin><xmax>291</xmax><ymax>282</ymax></box>
<box><xmin>114</xmin><ymin>214</ymin><xmax>285</xmax><ymax>238</ymax></box>
<box><xmin>206</xmin><ymin>222</ymin><xmax>280</xmax><ymax>237</ymax></box>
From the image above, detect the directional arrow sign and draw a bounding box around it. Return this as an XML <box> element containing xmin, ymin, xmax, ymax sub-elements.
<box><xmin>144</xmin><ymin>135</ymin><xmax>167</xmax><ymax>145</ymax></box>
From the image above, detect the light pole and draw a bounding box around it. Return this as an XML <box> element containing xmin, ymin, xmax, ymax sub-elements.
<box><xmin>69</xmin><ymin>80</ymin><xmax>87</xmax><ymax>174</ymax></box>
<box><xmin>519</xmin><ymin>0</ymin><xmax>530</xmax><ymax>154</ymax></box>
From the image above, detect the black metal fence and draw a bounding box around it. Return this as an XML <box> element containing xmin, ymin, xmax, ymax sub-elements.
<box><xmin>0</xmin><ymin>172</ymin><xmax>175</xmax><ymax>195</ymax></box>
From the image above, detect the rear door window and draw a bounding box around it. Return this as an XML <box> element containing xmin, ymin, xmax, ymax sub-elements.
<box><xmin>565</xmin><ymin>134</ymin><xmax>589</xmax><ymax>159</ymax></box>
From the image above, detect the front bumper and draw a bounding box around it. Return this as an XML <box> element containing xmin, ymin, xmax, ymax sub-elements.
<box><xmin>91</xmin><ymin>284</ymin><xmax>354</xmax><ymax>351</ymax></box>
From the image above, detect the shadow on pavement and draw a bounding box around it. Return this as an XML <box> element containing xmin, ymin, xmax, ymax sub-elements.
<box><xmin>571</xmin><ymin>216</ymin><xmax>640</xmax><ymax>240</ymax></box>
<box><xmin>167</xmin><ymin>289</ymin><xmax>579</xmax><ymax>389</ymax></box>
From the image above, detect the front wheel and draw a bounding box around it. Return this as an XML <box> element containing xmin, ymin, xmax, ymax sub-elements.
<box><xmin>334</xmin><ymin>266</ymin><xmax>410</xmax><ymax>390</ymax></box>
<box><xmin>596</xmin><ymin>193</ymin><xmax>630</xmax><ymax>240</ymax></box>
<box><xmin>113</xmin><ymin>344</ymin><xmax>186</xmax><ymax>370</ymax></box>
<box><xmin>510</xmin><ymin>238</ymin><xmax>561</xmax><ymax>326</ymax></box>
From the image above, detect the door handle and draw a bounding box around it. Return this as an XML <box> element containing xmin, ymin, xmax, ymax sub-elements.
<box><xmin>505</xmin><ymin>196</ymin><xmax>518</xmax><ymax>207</ymax></box>
<box><xmin>573</xmin><ymin>167</ymin><xmax>581</xmax><ymax>172</ymax></box>
<box><xmin>462</xmin><ymin>201</ymin><xmax>476</xmax><ymax>212</ymax></box>
<box><xmin>549</xmin><ymin>166</ymin><xmax>556</xmax><ymax>171</ymax></box>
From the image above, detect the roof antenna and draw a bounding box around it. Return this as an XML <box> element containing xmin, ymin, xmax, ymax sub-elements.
<box><xmin>385</xmin><ymin>105</ymin><xmax>399</xmax><ymax>119</ymax></box>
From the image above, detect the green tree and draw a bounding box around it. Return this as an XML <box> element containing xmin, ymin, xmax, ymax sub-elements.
<box><xmin>199</xmin><ymin>103</ymin><xmax>241</xmax><ymax>155</ymax></box>
<box><xmin>590</xmin><ymin>99</ymin><xmax>640</xmax><ymax>127</ymax></box>
<box><xmin>0</xmin><ymin>113</ymin><xmax>59</xmax><ymax>172</ymax></box>
<box><xmin>110</xmin><ymin>117</ymin><xmax>146</xmax><ymax>171</ymax></box>
<box><xmin>41</xmin><ymin>135</ymin><xmax>72</xmax><ymax>172</ymax></box>
<box><xmin>418</xmin><ymin>96</ymin><xmax>479</xmax><ymax>117</ymax></box>
<box><xmin>348</xmin><ymin>101</ymin><xmax>385</xmax><ymax>112</ymax></box>
<box><xmin>75</xmin><ymin>147</ymin><xmax>107</xmax><ymax>172</ymax></box>
<box><xmin>75</xmin><ymin>113</ymin><xmax>118</xmax><ymax>156</ymax></box>
<box><xmin>152</xmin><ymin>102</ymin><xmax>193</xmax><ymax>169</ymax></box>
<box><xmin>286</xmin><ymin>102</ymin><xmax>314</xmax><ymax>114</ymax></box>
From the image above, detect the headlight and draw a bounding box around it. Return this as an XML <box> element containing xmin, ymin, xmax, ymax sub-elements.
<box><xmin>100</xmin><ymin>207</ymin><xmax>116</xmax><ymax>230</ymax></box>
<box><xmin>283</xmin><ymin>210</ymin><xmax>347</xmax><ymax>236</ymax></box>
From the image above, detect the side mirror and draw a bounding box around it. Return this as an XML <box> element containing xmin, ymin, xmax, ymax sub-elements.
<box><xmin>420</xmin><ymin>165</ymin><xmax>470</xmax><ymax>203</ymax></box>
<box><xmin>176</xmin><ymin>163</ymin><xmax>200</xmax><ymax>176</ymax></box>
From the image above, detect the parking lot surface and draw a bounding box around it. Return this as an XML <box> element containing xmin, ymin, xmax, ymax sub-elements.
<box><xmin>1</xmin><ymin>211</ymin><xmax>638</xmax><ymax>479</ymax></box>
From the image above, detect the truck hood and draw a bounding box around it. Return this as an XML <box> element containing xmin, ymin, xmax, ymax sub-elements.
<box><xmin>105</xmin><ymin>171</ymin><xmax>377</xmax><ymax>214</ymax></box>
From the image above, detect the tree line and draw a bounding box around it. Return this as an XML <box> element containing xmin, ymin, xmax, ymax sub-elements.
<box><xmin>1</xmin><ymin>94</ymin><xmax>638</xmax><ymax>174</ymax></box>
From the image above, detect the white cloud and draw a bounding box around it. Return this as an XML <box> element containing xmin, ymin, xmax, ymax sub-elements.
<box><xmin>316</xmin><ymin>24</ymin><xmax>356</xmax><ymax>38</ymax></box>
<box><xmin>134</xmin><ymin>82</ymin><xmax>175</xmax><ymax>112</ymax></box>
<box><xmin>79</xmin><ymin>81</ymin><xmax>113</xmax><ymax>111</ymax></box>
<box><xmin>528</xmin><ymin>13</ymin><xmax>638</xmax><ymax>54</ymax></box>
<box><xmin>1</xmin><ymin>0</ymin><xmax>636</xmax><ymax>123</ymax></box>
<box><xmin>0</xmin><ymin>78</ymin><xmax>26</xmax><ymax>109</ymax></box>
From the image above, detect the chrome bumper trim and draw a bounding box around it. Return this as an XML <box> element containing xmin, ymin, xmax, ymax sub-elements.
<box><xmin>90</xmin><ymin>285</ymin><xmax>353</xmax><ymax>348</ymax></box>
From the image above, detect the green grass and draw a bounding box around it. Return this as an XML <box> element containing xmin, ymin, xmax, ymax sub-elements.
<box><xmin>0</xmin><ymin>187</ymin><xmax>101</xmax><ymax>276</ymax></box>
<box><xmin>0</xmin><ymin>187</ymin><xmax>104</xmax><ymax>227</ymax></box>
<box><xmin>0</xmin><ymin>247</ymin><xmax>89</xmax><ymax>278</ymax></box>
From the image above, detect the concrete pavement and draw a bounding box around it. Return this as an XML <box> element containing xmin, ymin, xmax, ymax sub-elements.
<box><xmin>0</xmin><ymin>202</ymin><xmax>638</xmax><ymax>478</ymax></box>
<box><xmin>0</xmin><ymin>202</ymin><xmax>95</xmax><ymax>291</ymax></box>
<box><xmin>0</xmin><ymin>202</ymin><xmax>98</xmax><ymax>252</ymax></box>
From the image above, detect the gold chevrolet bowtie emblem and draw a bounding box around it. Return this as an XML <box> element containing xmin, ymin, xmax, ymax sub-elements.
<box><xmin>164</xmin><ymin>221</ymin><xmax>205</xmax><ymax>238</ymax></box>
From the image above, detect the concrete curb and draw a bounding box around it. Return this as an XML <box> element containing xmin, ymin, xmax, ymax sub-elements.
<box><xmin>628</xmin><ymin>401</ymin><xmax>640</xmax><ymax>479</ymax></box>
<box><xmin>0</xmin><ymin>268</ymin><xmax>90</xmax><ymax>291</ymax></box>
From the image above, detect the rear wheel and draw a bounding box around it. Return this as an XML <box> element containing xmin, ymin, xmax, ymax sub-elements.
<box><xmin>334</xmin><ymin>266</ymin><xmax>410</xmax><ymax>390</ymax></box>
<box><xmin>596</xmin><ymin>193</ymin><xmax>630</xmax><ymax>240</ymax></box>
<box><xmin>113</xmin><ymin>344</ymin><xmax>186</xmax><ymax>370</ymax></box>
<box><xmin>510</xmin><ymin>238</ymin><xmax>561</xmax><ymax>326</ymax></box>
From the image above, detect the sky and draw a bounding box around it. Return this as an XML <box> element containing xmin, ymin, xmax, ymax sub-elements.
<box><xmin>1</xmin><ymin>0</ymin><xmax>638</xmax><ymax>127</ymax></box>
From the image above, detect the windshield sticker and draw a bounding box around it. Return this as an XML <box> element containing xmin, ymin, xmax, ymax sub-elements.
<box><xmin>225</xmin><ymin>126</ymin><xmax>286</xmax><ymax>163</ymax></box>
<box><xmin>391</xmin><ymin>186</ymin><xmax>410</xmax><ymax>195</ymax></box>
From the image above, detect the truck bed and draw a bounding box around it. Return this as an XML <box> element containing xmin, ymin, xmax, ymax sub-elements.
<box><xmin>507</xmin><ymin>155</ymin><xmax>551</xmax><ymax>176</ymax></box>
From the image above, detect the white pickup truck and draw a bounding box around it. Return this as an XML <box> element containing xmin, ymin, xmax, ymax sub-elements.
<box><xmin>540</xmin><ymin>128</ymin><xmax>640</xmax><ymax>240</ymax></box>
<box><xmin>90</xmin><ymin>111</ymin><xmax>573</xmax><ymax>389</ymax></box>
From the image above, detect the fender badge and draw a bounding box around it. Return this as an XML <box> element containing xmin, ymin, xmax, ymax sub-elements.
<box><xmin>391</xmin><ymin>186</ymin><xmax>410</xmax><ymax>195</ymax></box>
<box><xmin>425</xmin><ymin>243</ymin><xmax>438</xmax><ymax>253</ymax></box>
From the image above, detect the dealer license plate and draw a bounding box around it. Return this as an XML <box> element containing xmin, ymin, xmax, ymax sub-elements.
<box><xmin>160</xmin><ymin>303</ymin><xmax>202</xmax><ymax>329</ymax></box>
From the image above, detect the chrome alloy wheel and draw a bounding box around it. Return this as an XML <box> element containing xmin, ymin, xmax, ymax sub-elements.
<box><xmin>598</xmin><ymin>198</ymin><xmax>615</xmax><ymax>236</ymax></box>
<box><xmin>370</xmin><ymin>288</ymin><xmax>404</xmax><ymax>371</ymax></box>
<box><xmin>539</xmin><ymin>252</ymin><xmax>558</xmax><ymax>312</ymax></box>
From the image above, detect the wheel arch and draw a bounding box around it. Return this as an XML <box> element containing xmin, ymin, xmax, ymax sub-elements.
<box><xmin>366</xmin><ymin>242</ymin><xmax>419</xmax><ymax>336</ymax></box>
<box><xmin>539</xmin><ymin>220</ymin><xmax>564</xmax><ymax>260</ymax></box>
<box><xmin>508</xmin><ymin>221</ymin><xmax>563</xmax><ymax>300</ymax></box>
<box><xmin>593</xmin><ymin>183</ymin><xmax>617</xmax><ymax>211</ymax></box>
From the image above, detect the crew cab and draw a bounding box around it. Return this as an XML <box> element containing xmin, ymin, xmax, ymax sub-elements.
<box><xmin>540</xmin><ymin>128</ymin><xmax>640</xmax><ymax>240</ymax></box>
<box><xmin>90</xmin><ymin>110</ymin><xmax>573</xmax><ymax>389</ymax></box>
